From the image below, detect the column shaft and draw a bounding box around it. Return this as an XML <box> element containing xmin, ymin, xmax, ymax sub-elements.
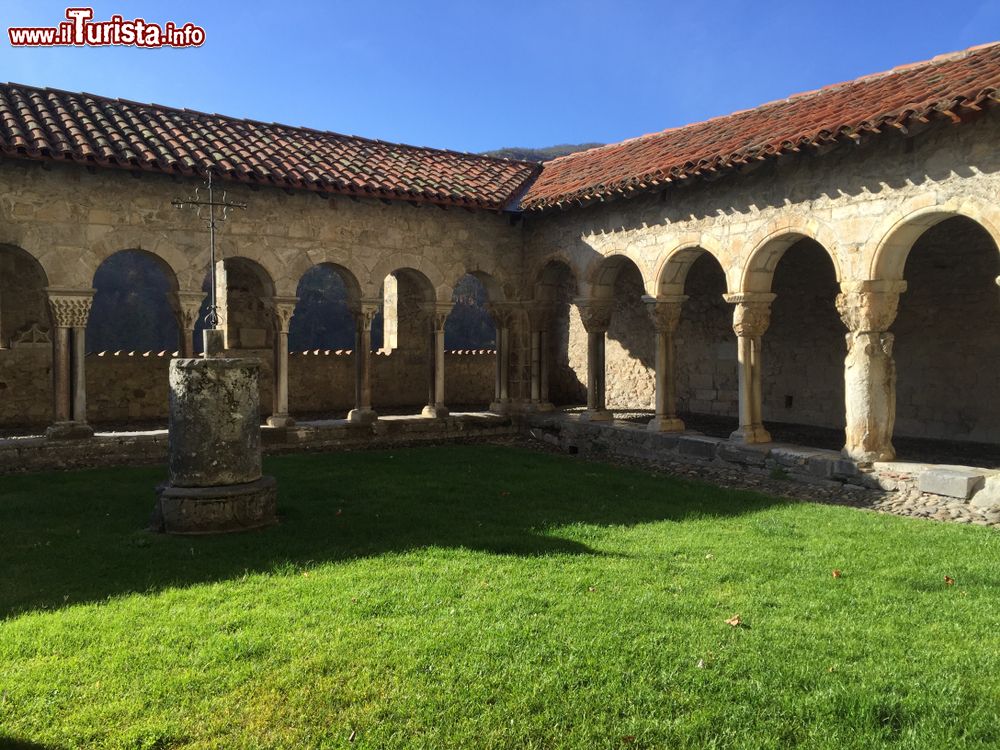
<box><xmin>725</xmin><ymin>294</ymin><xmax>774</xmax><ymax>444</ymax></box>
<box><xmin>53</xmin><ymin>326</ymin><xmax>71</xmax><ymax>423</ymax></box>
<box><xmin>72</xmin><ymin>326</ymin><xmax>87</xmax><ymax>423</ymax></box>
<box><xmin>266</xmin><ymin>297</ymin><xmax>297</xmax><ymax>429</ymax></box>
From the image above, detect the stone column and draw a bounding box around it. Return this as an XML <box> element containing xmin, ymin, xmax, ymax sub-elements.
<box><xmin>421</xmin><ymin>303</ymin><xmax>452</xmax><ymax>418</ymax></box>
<box><xmin>835</xmin><ymin>280</ymin><xmax>906</xmax><ymax>464</ymax></box>
<box><xmin>46</xmin><ymin>288</ymin><xmax>95</xmax><ymax>439</ymax></box>
<box><xmin>724</xmin><ymin>292</ymin><xmax>775</xmax><ymax>444</ymax></box>
<box><xmin>266</xmin><ymin>296</ymin><xmax>298</xmax><ymax>429</ymax></box>
<box><xmin>577</xmin><ymin>298</ymin><xmax>614</xmax><ymax>422</ymax></box>
<box><xmin>169</xmin><ymin>290</ymin><xmax>206</xmax><ymax>358</ymax></box>
<box><xmin>348</xmin><ymin>299</ymin><xmax>379</xmax><ymax>425</ymax></box>
<box><xmin>487</xmin><ymin>303</ymin><xmax>514</xmax><ymax>414</ymax></box>
<box><xmin>643</xmin><ymin>294</ymin><xmax>688</xmax><ymax>432</ymax></box>
<box><xmin>526</xmin><ymin>303</ymin><xmax>554</xmax><ymax>411</ymax></box>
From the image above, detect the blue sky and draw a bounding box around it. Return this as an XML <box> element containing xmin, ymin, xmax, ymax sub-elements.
<box><xmin>1</xmin><ymin>1</ymin><xmax>998</xmax><ymax>153</ymax></box>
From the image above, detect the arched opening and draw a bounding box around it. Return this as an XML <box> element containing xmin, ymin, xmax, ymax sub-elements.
<box><xmin>380</xmin><ymin>267</ymin><xmax>438</xmax><ymax>414</ymax></box>
<box><xmin>759</xmin><ymin>238</ymin><xmax>844</xmax><ymax>440</ymax></box>
<box><xmin>590</xmin><ymin>255</ymin><xmax>655</xmax><ymax>413</ymax></box>
<box><xmin>289</xmin><ymin>263</ymin><xmax>363</xmax><ymax>352</ymax></box>
<box><xmin>446</xmin><ymin>273</ymin><xmax>496</xmax><ymax>349</ymax></box>
<box><xmin>663</xmin><ymin>249</ymin><xmax>738</xmax><ymax>435</ymax></box>
<box><xmin>0</xmin><ymin>244</ymin><xmax>51</xmax><ymax>430</ymax></box>
<box><xmin>893</xmin><ymin>216</ymin><xmax>1000</xmax><ymax>454</ymax></box>
<box><xmin>287</xmin><ymin>263</ymin><xmax>365</xmax><ymax>418</ymax></box>
<box><xmin>219</xmin><ymin>257</ymin><xmax>276</xmax><ymax>351</ymax></box>
<box><xmin>443</xmin><ymin>272</ymin><xmax>499</xmax><ymax>410</ymax></box>
<box><xmin>88</xmin><ymin>250</ymin><xmax>179</xmax><ymax>353</ymax></box>
<box><xmin>534</xmin><ymin>259</ymin><xmax>583</xmax><ymax>406</ymax></box>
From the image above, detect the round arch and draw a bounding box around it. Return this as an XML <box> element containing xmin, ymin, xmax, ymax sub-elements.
<box><xmin>532</xmin><ymin>256</ymin><xmax>579</xmax><ymax>302</ymax></box>
<box><xmin>739</xmin><ymin>218</ymin><xmax>842</xmax><ymax>293</ymax></box>
<box><xmin>81</xmin><ymin>228</ymin><xmax>193</xmax><ymax>290</ymax></box>
<box><xmin>0</xmin><ymin>243</ymin><xmax>51</xmax><ymax>346</ymax></box>
<box><xmin>653</xmin><ymin>235</ymin><xmax>728</xmax><ymax>296</ymax></box>
<box><xmin>586</xmin><ymin>253</ymin><xmax>647</xmax><ymax>300</ymax></box>
<box><xmin>870</xmin><ymin>200</ymin><xmax>1000</xmax><ymax>282</ymax></box>
<box><xmin>367</xmin><ymin>254</ymin><xmax>447</xmax><ymax>302</ymax></box>
<box><xmin>88</xmin><ymin>248</ymin><xmax>181</xmax><ymax>352</ymax></box>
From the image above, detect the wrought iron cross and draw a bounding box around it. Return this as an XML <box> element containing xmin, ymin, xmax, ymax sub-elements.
<box><xmin>172</xmin><ymin>171</ymin><xmax>247</xmax><ymax>328</ymax></box>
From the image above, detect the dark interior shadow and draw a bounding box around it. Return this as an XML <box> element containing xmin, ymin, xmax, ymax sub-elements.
<box><xmin>0</xmin><ymin>444</ymin><xmax>784</xmax><ymax>619</ymax></box>
<box><xmin>0</xmin><ymin>738</ymin><xmax>63</xmax><ymax>750</ymax></box>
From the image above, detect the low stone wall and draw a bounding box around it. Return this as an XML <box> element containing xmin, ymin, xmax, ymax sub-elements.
<box><xmin>0</xmin><ymin>413</ymin><xmax>516</xmax><ymax>475</ymax></box>
<box><xmin>0</xmin><ymin>347</ymin><xmax>496</xmax><ymax>427</ymax></box>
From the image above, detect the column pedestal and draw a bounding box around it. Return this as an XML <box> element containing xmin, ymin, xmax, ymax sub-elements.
<box><xmin>153</xmin><ymin>356</ymin><xmax>276</xmax><ymax>535</ymax></box>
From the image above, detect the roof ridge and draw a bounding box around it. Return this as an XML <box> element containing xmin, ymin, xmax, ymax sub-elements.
<box><xmin>543</xmin><ymin>40</ymin><xmax>1000</xmax><ymax>169</ymax></box>
<box><xmin>4</xmin><ymin>80</ymin><xmax>538</xmax><ymax>170</ymax></box>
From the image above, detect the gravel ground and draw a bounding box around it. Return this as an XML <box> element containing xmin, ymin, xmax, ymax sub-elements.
<box><xmin>499</xmin><ymin>433</ymin><xmax>1000</xmax><ymax>530</ymax></box>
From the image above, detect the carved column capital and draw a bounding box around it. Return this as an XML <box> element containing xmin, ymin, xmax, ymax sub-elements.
<box><xmin>169</xmin><ymin>290</ymin><xmax>206</xmax><ymax>331</ymax></box>
<box><xmin>724</xmin><ymin>292</ymin><xmax>775</xmax><ymax>338</ymax></box>
<box><xmin>575</xmin><ymin>297</ymin><xmax>614</xmax><ymax>333</ymax></box>
<box><xmin>267</xmin><ymin>296</ymin><xmax>299</xmax><ymax>334</ymax></box>
<box><xmin>524</xmin><ymin>302</ymin><xmax>555</xmax><ymax>331</ymax></box>
<box><xmin>421</xmin><ymin>302</ymin><xmax>454</xmax><ymax>331</ymax></box>
<box><xmin>351</xmin><ymin>298</ymin><xmax>381</xmax><ymax>331</ymax></box>
<box><xmin>836</xmin><ymin>280</ymin><xmax>907</xmax><ymax>334</ymax></box>
<box><xmin>642</xmin><ymin>294</ymin><xmax>688</xmax><ymax>334</ymax></box>
<box><xmin>485</xmin><ymin>301</ymin><xmax>520</xmax><ymax>329</ymax></box>
<box><xmin>46</xmin><ymin>288</ymin><xmax>95</xmax><ymax>328</ymax></box>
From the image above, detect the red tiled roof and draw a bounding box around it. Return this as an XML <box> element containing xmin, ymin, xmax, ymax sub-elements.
<box><xmin>522</xmin><ymin>42</ymin><xmax>1000</xmax><ymax>211</ymax></box>
<box><xmin>0</xmin><ymin>84</ymin><xmax>539</xmax><ymax>210</ymax></box>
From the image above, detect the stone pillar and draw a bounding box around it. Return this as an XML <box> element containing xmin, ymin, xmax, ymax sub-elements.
<box><xmin>266</xmin><ymin>296</ymin><xmax>298</xmax><ymax>429</ymax></box>
<box><xmin>153</xmin><ymin>357</ymin><xmax>277</xmax><ymax>534</ymax></box>
<box><xmin>421</xmin><ymin>303</ymin><xmax>452</xmax><ymax>418</ymax></box>
<box><xmin>643</xmin><ymin>294</ymin><xmax>688</xmax><ymax>432</ymax></box>
<box><xmin>169</xmin><ymin>290</ymin><xmax>206</xmax><ymax>358</ymax></box>
<box><xmin>526</xmin><ymin>303</ymin><xmax>554</xmax><ymax>411</ymax></box>
<box><xmin>724</xmin><ymin>292</ymin><xmax>775</xmax><ymax>444</ymax></box>
<box><xmin>487</xmin><ymin>303</ymin><xmax>514</xmax><ymax>414</ymax></box>
<box><xmin>348</xmin><ymin>299</ymin><xmax>379</xmax><ymax>425</ymax></box>
<box><xmin>836</xmin><ymin>280</ymin><xmax>906</xmax><ymax>464</ymax></box>
<box><xmin>577</xmin><ymin>298</ymin><xmax>614</xmax><ymax>422</ymax></box>
<box><xmin>46</xmin><ymin>288</ymin><xmax>95</xmax><ymax>439</ymax></box>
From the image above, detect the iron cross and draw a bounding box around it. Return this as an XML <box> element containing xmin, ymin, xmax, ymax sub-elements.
<box><xmin>172</xmin><ymin>170</ymin><xmax>247</xmax><ymax>328</ymax></box>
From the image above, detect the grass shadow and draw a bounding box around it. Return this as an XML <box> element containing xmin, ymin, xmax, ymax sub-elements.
<box><xmin>0</xmin><ymin>443</ymin><xmax>784</xmax><ymax>618</ymax></box>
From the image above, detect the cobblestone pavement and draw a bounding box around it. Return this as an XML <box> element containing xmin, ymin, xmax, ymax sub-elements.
<box><xmin>500</xmin><ymin>433</ymin><xmax>1000</xmax><ymax>530</ymax></box>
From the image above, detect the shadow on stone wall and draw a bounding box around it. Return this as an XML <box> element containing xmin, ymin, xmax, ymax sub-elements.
<box><xmin>0</xmin><ymin>444</ymin><xmax>784</xmax><ymax>619</ymax></box>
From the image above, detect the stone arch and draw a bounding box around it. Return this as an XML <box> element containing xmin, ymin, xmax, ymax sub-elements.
<box><xmin>217</xmin><ymin>239</ymin><xmax>287</xmax><ymax>297</ymax></box>
<box><xmin>87</xmin><ymin>248</ymin><xmax>181</xmax><ymax>352</ymax></box>
<box><xmin>586</xmin><ymin>252</ymin><xmax>647</xmax><ymax>300</ymax></box>
<box><xmin>367</xmin><ymin>254</ymin><xmax>447</xmax><ymax>302</ymax></box>
<box><xmin>653</xmin><ymin>235</ymin><xmax>728</xmax><ymax>296</ymax></box>
<box><xmin>0</xmin><ymin>243</ymin><xmax>51</xmax><ymax>346</ymax></box>
<box><xmin>528</xmin><ymin>252</ymin><xmax>582</xmax><ymax>300</ymax></box>
<box><xmin>870</xmin><ymin>198</ymin><xmax>1000</xmax><ymax>282</ymax></box>
<box><xmin>451</xmin><ymin>269</ymin><xmax>507</xmax><ymax>304</ymax></box>
<box><xmin>80</xmin><ymin>228</ymin><xmax>194</xmax><ymax>290</ymax></box>
<box><xmin>289</xmin><ymin>262</ymin><xmax>365</xmax><ymax>351</ymax></box>
<box><xmin>219</xmin><ymin>256</ymin><xmax>279</xmax><ymax>350</ymax></box>
<box><xmin>739</xmin><ymin>218</ymin><xmax>842</xmax><ymax>293</ymax></box>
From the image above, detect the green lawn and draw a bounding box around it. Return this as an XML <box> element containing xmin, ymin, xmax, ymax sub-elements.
<box><xmin>1</xmin><ymin>445</ymin><xmax>998</xmax><ymax>749</ymax></box>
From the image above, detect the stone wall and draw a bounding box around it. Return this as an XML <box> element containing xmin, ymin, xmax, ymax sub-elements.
<box><xmin>894</xmin><ymin>217</ymin><xmax>1000</xmax><ymax>443</ymax></box>
<box><xmin>0</xmin><ymin>347</ymin><xmax>494</xmax><ymax>428</ymax></box>
<box><xmin>675</xmin><ymin>254</ymin><xmax>738</xmax><ymax>417</ymax></box>
<box><xmin>0</xmin><ymin>348</ymin><xmax>52</xmax><ymax>427</ymax></box>
<box><xmin>761</xmin><ymin>239</ymin><xmax>845</xmax><ymax>429</ymax></box>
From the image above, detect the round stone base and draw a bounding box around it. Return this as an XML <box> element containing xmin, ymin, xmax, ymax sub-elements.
<box><xmin>153</xmin><ymin>475</ymin><xmax>277</xmax><ymax>535</ymax></box>
<box><xmin>421</xmin><ymin>404</ymin><xmax>450</xmax><ymax>419</ymax></box>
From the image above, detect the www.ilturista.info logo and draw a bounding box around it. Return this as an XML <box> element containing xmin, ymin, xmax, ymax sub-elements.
<box><xmin>8</xmin><ymin>7</ymin><xmax>205</xmax><ymax>48</ymax></box>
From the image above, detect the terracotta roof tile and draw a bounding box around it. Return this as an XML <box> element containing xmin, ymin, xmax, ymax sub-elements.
<box><xmin>0</xmin><ymin>84</ymin><xmax>539</xmax><ymax>210</ymax></box>
<box><xmin>522</xmin><ymin>42</ymin><xmax>1000</xmax><ymax>211</ymax></box>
